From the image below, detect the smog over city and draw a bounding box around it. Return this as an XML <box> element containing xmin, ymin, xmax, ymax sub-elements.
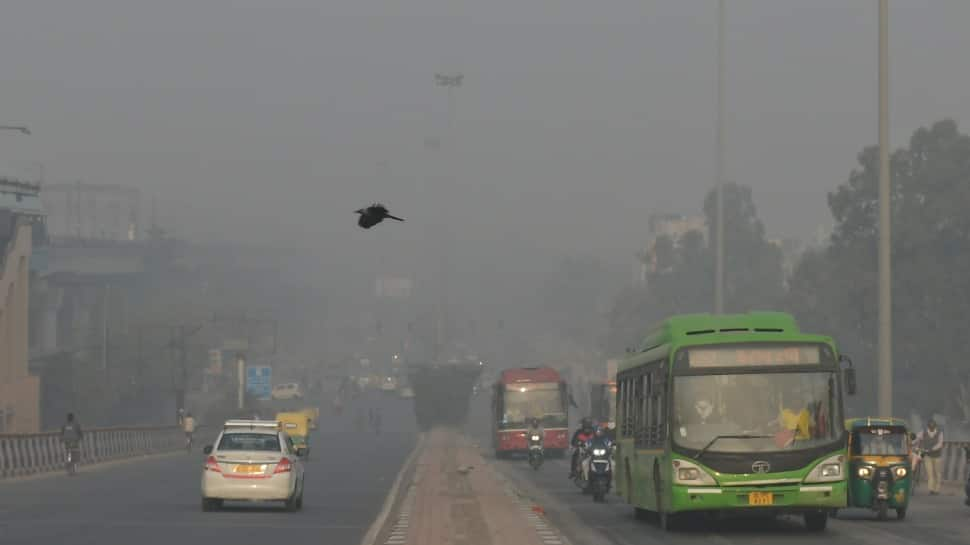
<box><xmin>1</xmin><ymin>2</ymin><xmax>969</xmax><ymax>544</ymax></box>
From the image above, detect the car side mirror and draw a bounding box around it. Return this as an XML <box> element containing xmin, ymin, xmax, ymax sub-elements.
<box><xmin>295</xmin><ymin>447</ymin><xmax>308</xmax><ymax>457</ymax></box>
<box><xmin>203</xmin><ymin>445</ymin><xmax>213</xmax><ymax>455</ymax></box>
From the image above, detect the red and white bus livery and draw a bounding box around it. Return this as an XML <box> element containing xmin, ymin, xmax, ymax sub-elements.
<box><xmin>491</xmin><ymin>367</ymin><xmax>570</xmax><ymax>457</ymax></box>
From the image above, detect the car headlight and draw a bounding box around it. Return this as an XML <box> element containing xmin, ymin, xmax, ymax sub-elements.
<box><xmin>593</xmin><ymin>448</ymin><xmax>607</xmax><ymax>456</ymax></box>
<box><xmin>893</xmin><ymin>466</ymin><xmax>908</xmax><ymax>478</ymax></box>
<box><xmin>673</xmin><ymin>459</ymin><xmax>717</xmax><ymax>485</ymax></box>
<box><xmin>857</xmin><ymin>466</ymin><xmax>873</xmax><ymax>478</ymax></box>
<box><xmin>805</xmin><ymin>455</ymin><xmax>844</xmax><ymax>483</ymax></box>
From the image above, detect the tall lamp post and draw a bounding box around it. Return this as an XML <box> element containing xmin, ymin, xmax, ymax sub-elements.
<box><xmin>714</xmin><ymin>0</ymin><xmax>726</xmax><ymax>315</ymax></box>
<box><xmin>433</xmin><ymin>73</ymin><xmax>463</xmax><ymax>361</ymax></box>
<box><xmin>877</xmin><ymin>0</ymin><xmax>892</xmax><ymax>417</ymax></box>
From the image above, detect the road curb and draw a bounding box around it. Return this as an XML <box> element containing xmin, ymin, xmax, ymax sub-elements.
<box><xmin>359</xmin><ymin>432</ymin><xmax>426</xmax><ymax>545</ymax></box>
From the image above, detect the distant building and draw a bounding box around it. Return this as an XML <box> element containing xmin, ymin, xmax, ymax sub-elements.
<box><xmin>635</xmin><ymin>214</ymin><xmax>706</xmax><ymax>287</ymax></box>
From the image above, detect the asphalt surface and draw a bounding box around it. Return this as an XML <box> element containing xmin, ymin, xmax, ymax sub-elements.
<box><xmin>0</xmin><ymin>391</ymin><xmax>418</xmax><ymax>545</ymax></box>
<box><xmin>464</xmin><ymin>395</ymin><xmax>970</xmax><ymax>545</ymax></box>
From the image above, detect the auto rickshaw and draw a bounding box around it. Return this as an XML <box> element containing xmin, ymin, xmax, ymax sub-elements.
<box><xmin>276</xmin><ymin>411</ymin><xmax>312</xmax><ymax>459</ymax></box>
<box><xmin>844</xmin><ymin>417</ymin><xmax>912</xmax><ymax>520</ymax></box>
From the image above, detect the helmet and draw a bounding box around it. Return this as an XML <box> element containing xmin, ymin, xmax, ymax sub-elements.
<box><xmin>607</xmin><ymin>421</ymin><xmax>616</xmax><ymax>430</ymax></box>
<box><xmin>581</xmin><ymin>417</ymin><xmax>593</xmax><ymax>429</ymax></box>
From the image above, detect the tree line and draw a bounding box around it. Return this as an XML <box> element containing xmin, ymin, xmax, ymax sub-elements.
<box><xmin>606</xmin><ymin>119</ymin><xmax>970</xmax><ymax>422</ymax></box>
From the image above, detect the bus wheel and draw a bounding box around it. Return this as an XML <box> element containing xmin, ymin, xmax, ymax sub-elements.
<box><xmin>804</xmin><ymin>512</ymin><xmax>828</xmax><ymax>532</ymax></box>
<box><xmin>634</xmin><ymin>507</ymin><xmax>651</xmax><ymax>521</ymax></box>
<box><xmin>658</xmin><ymin>510</ymin><xmax>676</xmax><ymax>531</ymax></box>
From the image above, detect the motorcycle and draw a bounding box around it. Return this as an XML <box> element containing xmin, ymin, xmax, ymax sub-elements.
<box><xmin>527</xmin><ymin>432</ymin><xmax>544</xmax><ymax>470</ymax></box>
<box><xmin>65</xmin><ymin>446</ymin><xmax>80</xmax><ymax>476</ymax></box>
<box><xmin>584</xmin><ymin>441</ymin><xmax>614</xmax><ymax>503</ymax></box>
<box><xmin>571</xmin><ymin>443</ymin><xmax>590</xmax><ymax>492</ymax></box>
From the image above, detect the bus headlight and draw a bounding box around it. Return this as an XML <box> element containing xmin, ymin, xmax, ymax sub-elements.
<box><xmin>804</xmin><ymin>455</ymin><xmax>844</xmax><ymax>483</ymax></box>
<box><xmin>857</xmin><ymin>466</ymin><xmax>873</xmax><ymax>479</ymax></box>
<box><xmin>673</xmin><ymin>459</ymin><xmax>717</xmax><ymax>486</ymax></box>
<box><xmin>893</xmin><ymin>466</ymin><xmax>908</xmax><ymax>478</ymax></box>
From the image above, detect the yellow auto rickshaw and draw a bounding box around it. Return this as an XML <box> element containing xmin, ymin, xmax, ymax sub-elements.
<box><xmin>276</xmin><ymin>411</ymin><xmax>312</xmax><ymax>459</ymax></box>
<box><xmin>844</xmin><ymin>417</ymin><xmax>912</xmax><ymax>520</ymax></box>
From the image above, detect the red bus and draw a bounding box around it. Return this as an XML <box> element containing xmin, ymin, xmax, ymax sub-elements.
<box><xmin>491</xmin><ymin>367</ymin><xmax>570</xmax><ymax>457</ymax></box>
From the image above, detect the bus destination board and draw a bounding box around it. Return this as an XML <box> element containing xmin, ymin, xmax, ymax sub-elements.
<box><xmin>687</xmin><ymin>345</ymin><xmax>821</xmax><ymax>368</ymax></box>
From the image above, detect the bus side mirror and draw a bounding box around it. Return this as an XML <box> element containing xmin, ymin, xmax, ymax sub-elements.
<box><xmin>203</xmin><ymin>445</ymin><xmax>213</xmax><ymax>455</ymax></box>
<box><xmin>839</xmin><ymin>354</ymin><xmax>857</xmax><ymax>396</ymax></box>
<box><xmin>844</xmin><ymin>368</ymin><xmax>857</xmax><ymax>396</ymax></box>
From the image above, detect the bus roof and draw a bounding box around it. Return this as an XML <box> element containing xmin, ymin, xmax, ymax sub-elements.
<box><xmin>499</xmin><ymin>367</ymin><xmax>561</xmax><ymax>384</ymax></box>
<box><xmin>621</xmin><ymin>312</ymin><xmax>834</xmax><ymax>372</ymax></box>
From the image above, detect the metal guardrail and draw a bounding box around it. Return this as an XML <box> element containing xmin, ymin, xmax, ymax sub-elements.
<box><xmin>942</xmin><ymin>441</ymin><xmax>969</xmax><ymax>483</ymax></box>
<box><xmin>0</xmin><ymin>426</ymin><xmax>194</xmax><ymax>479</ymax></box>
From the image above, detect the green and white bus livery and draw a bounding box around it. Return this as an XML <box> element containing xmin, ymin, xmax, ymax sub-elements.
<box><xmin>614</xmin><ymin>312</ymin><xmax>855</xmax><ymax>532</ymax></box>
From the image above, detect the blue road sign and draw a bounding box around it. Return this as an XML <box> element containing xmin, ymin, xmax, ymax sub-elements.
<box><xmin>246</xmin><ymin>366</ymin><xmax>273</xmax><ymax>400</ymax></box>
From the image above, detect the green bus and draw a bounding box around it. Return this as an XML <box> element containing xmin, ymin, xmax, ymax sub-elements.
<box><xmin>614</xmin><ymin>312</ymin><xmax>856</xmax><ymax>532</ymax></box>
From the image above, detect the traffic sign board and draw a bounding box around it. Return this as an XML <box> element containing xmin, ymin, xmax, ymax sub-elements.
<box><xmin>246</xmin><ymin>366</ymin><xmax>272</xmax><ymax>400</ymax></box>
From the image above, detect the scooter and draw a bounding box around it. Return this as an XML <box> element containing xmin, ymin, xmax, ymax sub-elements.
<box><xmin>527</xmin><ymin>432</ymin><xmax>544</xmax><ymax>470</ymax></box>
<box><xmin>584</xmin><ymin>442</ymin><xmax>614</xmax><ymax>503</ymax></box>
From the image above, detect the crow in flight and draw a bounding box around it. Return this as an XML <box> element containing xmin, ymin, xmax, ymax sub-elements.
<box><xmin>356</xmin><ymin>204</ymin><xmax>404</xmax><ymax>229</ymax></box>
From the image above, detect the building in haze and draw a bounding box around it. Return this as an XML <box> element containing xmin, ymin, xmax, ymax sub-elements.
<box><xmin>635</xmin><ymin>213</ymin><xmax>706</xmax><ymax>288</ymax></box>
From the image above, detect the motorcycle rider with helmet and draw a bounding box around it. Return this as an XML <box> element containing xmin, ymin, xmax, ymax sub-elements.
<box><xmin>569</xmin><ymin>417</ymin><xmax>596</xmax><ymax>479</ymax></box>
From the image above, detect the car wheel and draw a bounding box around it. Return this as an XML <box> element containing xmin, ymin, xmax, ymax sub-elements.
<box><xmin>202</xmin><ymin>498</ymin><xmax>222</xmax><ymax>512</ymax></box>
<box><xmin>296</xmin><ymin>492</ymin><xmax>304</xmax><ymax>511</ymax></box>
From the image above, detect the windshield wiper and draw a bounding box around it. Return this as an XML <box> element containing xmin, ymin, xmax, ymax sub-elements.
<box><xmin>695</xmin><ymin>434</ymin><xmax>772</xmax><ymax>461</ymax></box>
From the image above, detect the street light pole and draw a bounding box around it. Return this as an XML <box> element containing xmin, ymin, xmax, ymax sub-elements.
<box><xmin>434</xmin><ymin>73</ymin><xmax>463</xmax><ymax>362</ymax></box>
<box><xmin>877</xmin><ymin>0</ymin><xmax>893</xmax><ymax>417</ymax></box>
<box><xmin>714</xmin><ymin>0</ymin><xmax>726</xmax><ymax>315</ymax></box>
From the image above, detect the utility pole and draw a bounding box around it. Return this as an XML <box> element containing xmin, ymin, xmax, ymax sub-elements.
<box><xmin>176</xmin><ymin>325</ymin><xmax>188</xmax><ymax>416</ymax></box>
<box><xmin>877</xmin><ymin>0</ymin><xmax>893</xmax><ymax>417</ymax></box>
<box><xmin>714</xmin><ymin>0</ymin><xmax>726</xmax><ymax>315</ymax></box>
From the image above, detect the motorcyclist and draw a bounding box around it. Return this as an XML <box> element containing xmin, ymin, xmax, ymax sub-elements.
<box><xmin>182</xmin><ymin>412</ymin><xmax>197</xmax><ymax>449</ymax></box>
<box><xmin>569</xmin><ymin>417</ymin><xmax>595</xmax><ymax>478</ymax></box>
<box><xmin>526</xmin><ymin>417</ymin><xmax>545</xmax><ymax>444</ymax></box>
<box><xmin>604</xmin><ymin>421</ymin><xmax>617</xmax><ymax>442</ymax></box>
<box><xmin>61</xmin><ymin>413</ymin><xmax>83</xmax><ymax>469</ymax></box>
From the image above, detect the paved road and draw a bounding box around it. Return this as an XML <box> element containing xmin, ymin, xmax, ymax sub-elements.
<box><xmin>0</xmin><ymin>391</ymin><xmax>417</xmax><ymax>545</ymax></box>
<box><xmin>465</xmin><ymin>396</ymin><xmax>970</xmax><ymax>545</ymax></box>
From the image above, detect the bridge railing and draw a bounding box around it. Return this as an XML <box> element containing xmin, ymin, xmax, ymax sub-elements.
<box><xmin>0</xmin><ymin>426</ymin><xmax>196</xmax><ymax>479</ymax></box>
<box><xmin>942</xmin><ymin>441</ymin><xmax>969</xmax><ymax>484</ymax></box>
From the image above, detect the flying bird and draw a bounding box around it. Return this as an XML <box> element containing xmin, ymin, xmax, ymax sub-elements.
<box><xmin>356</xmin><ymin>204</ymin><xmax>404</xmax><ymax>229</ymax></box>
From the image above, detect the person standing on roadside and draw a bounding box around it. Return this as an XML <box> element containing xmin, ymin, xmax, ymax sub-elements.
<box><xmin>914</xmin><ymin>419</ymin><xmax>945</xmax><ymax>495</ymax></box>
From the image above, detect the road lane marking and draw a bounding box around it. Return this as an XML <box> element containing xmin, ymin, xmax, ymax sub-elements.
<box><xmin>358</xmin><ymin>433</ymin><xmax>425</xmax><ymax>545</ymax></box>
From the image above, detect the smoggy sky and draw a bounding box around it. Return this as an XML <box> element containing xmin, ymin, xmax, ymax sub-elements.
<box><xmin>1</xmin><ymin>0</ymin><xmax>968</xmax><ymax>265</ymax></box>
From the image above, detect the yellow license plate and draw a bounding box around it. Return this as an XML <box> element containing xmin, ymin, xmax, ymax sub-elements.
<box><xmin>233</xmin><ymin>464</ymin><xmax>264</xmax><ymax>474</ymax></box>
<box><xmin>748</xmin><ymin>492</ymin><xmax>774</xmax><ymax>506</ymax></box>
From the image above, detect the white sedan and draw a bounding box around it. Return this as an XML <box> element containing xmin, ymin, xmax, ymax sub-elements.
<box><xmin>201</xmin><ymin>420</ymin><xmax>306</xmax><ymax>511</ymax></box>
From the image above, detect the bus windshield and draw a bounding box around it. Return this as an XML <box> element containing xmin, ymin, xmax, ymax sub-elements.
<box><xmin>673</xmin><ymin>371</ymin><xmax>841</xmax><ymax>453</ymax></box>
<box><xmin>502</xmin><ymin>383</ymin><xmax>566</xmax><ymax>429</ymax></box>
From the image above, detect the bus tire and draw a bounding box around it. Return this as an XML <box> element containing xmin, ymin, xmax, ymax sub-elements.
<box><xmin>804</xmin><ymin>512</ymin><xmax>828</xmax><ymax>532</ymax></box>
<box><xmin>634</xmin><ymin>507</ymin><xmax>651</xmax><ymax>521</ymax></box>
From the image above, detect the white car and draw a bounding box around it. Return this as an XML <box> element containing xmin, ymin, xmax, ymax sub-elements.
<box><xmin>201</xmin><ymin>420</ymin><xmax>306</xmax><ymax>511</ymax></box>
<box><xmin>272</xmin><ymin>383</ymin><xmax>303</xmax><ymax>400</ymax></box>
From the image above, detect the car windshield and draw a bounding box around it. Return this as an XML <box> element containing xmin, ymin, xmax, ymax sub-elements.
<box><xmin>673</xmin><ymin>371</ymin><xmax>841</xmax><ymax>453</ymax></box>
<box><xmin>218</xmin><ymin>433</ymin><xmax>281</xmax><ymax>452</ymax></box>
<box><xmin>852</xmin><ymin>429</ymin><xmax>908</xmax><ymax>456</ymax></box>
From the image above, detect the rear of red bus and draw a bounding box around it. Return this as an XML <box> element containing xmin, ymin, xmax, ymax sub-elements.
<box><xmin>491</xmin><ymin>367</ymin><xmax>570</xmax><ymax>457</ymax></box>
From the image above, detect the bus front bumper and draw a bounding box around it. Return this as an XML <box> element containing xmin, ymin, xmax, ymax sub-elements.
<box><xmin>672</xmin><ymin>481</ymin><xmax>847</xmax><ymax>514</ymax></box>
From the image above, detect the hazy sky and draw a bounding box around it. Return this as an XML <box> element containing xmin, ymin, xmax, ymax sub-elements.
<box><xmin>1</xmin><ymin>0</ymin><xmax>968</xmax><ymax>265</ymax></box>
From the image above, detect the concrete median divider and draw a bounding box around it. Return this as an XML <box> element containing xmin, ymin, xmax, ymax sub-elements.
<box><xmin>0</xmin><ymin>426</ymin><xmax>198</xmax><ymax>479</ymax></box>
